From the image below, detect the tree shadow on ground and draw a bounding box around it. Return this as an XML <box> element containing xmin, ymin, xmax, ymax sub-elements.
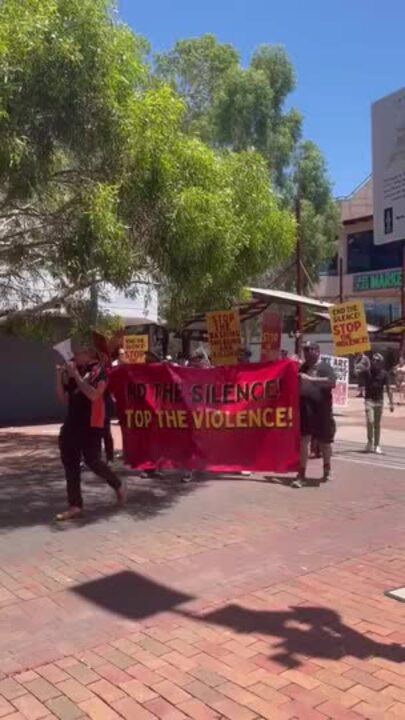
<box><xmin>73</xmin><ymin>570</ymin><xmax>194</xmax><ymax>620</ymax></box>
<box><xmin>0</xmin><ymin>431</ymin><xmax>204</xmax><ymax>532</ymax></box>
<box><xmin>178</xmin><ymin>603</ymin><xmax>405</xmax><ymax>669</ymax></box>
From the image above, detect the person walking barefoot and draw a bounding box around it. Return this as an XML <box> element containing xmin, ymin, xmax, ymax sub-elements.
<box><xmin>56</xmin><ymin>345</ymin><xmax>126</xmax><ymax>520</ymax></box>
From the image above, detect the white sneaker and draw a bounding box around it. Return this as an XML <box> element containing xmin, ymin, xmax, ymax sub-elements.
<box><xmin>375</xmin><ymin>445</ymin><xmax>383</xmax><ymax>455</ymax></box>
<box><xmin>241</xmin><ymin>471</ymin><xmax>252</xmax><ymax>477</ymax></box>
<box><xmin>364</xmin><ymin>443</ymin><xmax>373</xmax><ymax>453</ymax></box>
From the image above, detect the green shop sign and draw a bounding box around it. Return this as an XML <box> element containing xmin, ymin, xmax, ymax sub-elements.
<box><xmin>353</xmin><ymin>269</ymin><xmax>403</xmax><ymax>292</ymax></box>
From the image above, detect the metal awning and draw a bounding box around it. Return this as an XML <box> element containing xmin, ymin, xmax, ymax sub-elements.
<box><xmin>305</xmin><ymin>310</ymin><xmax>379</xmax><ymax>334</ymax></box>
<box><xmin>180</xmin><ymin>297</ymin><xmax>270</xmax><ymax>335</ymax></box>
<box><xmin>179</xmin><ymin>287</ymin><xmax>336</xmax><ymax>341</ymax></box>
<box><xmin>248</xmin><ymin>287</ymin><xmax>334</xmax><ymax>311</ymax></box>
<box><xmin>376</xmin><ymin>317</ymin><xmax>405</xmax><ymax>335</ymax></box>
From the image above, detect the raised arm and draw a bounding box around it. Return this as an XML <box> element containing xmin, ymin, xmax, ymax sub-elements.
<box><xmin>66</xmin><ymin>362</ymin><xmax>106</xmax><ymax>403</ymax></box>
<box><xmin>55</xmin><ymin>366</ymin><xmax>67</xmax><ymax>404</ymax></box>
<box><xmin>300</xmin><ymin>372</ymin><xmax>336</xmax><ymax>389</ymax></box>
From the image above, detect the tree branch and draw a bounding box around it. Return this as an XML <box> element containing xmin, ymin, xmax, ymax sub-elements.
<box><xmin>0</xmin><ymin>279</ymin><xmax>99</xmax><ymax>320</ymax></box>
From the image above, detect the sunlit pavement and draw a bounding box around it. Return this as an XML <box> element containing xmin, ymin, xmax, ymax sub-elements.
<box><xmin>0</xmin><ymin>406</ymin><xmax>404</xmax><ymax>720</ymax></box>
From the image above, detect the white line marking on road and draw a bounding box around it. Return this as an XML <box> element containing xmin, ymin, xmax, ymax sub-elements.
<box><xmin>334</xmin><ymin>456</ymin><xmax>405</xmax><ymax>471</ymax></box>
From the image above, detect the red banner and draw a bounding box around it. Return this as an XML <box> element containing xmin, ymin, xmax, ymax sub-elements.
<box><xmin>109</xmin><ymin>359</ymin><xmax>299</xmax><ymax>473</ymax></box>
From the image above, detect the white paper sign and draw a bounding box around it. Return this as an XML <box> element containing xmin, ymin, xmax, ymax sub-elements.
<box><xmin>372</xmin><ymin>87</ymin><xmax>405</xmax><ymax>245</ymax></box>
<box><xmin>321</xmin><ymin>354</ymin><xmax>349</xmax><ymax>408</ymax></box>
<box><xmin>53</xmin><ymin>338</ymin><xmax>72</xmax><ymax>363</ymax></box>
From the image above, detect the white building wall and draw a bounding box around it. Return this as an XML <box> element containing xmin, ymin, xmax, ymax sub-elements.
<box><xmin>99</xmin><ymin>282</ymin><xmax>158</xmax><ymax>324</ymax></box>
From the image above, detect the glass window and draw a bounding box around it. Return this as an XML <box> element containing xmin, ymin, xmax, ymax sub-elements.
<box><xmin>364</xmin><ymin>299</ymin><xmax>401</xmax><ymax>326</ymax></box>
<box><xmin>347</xmin><ymin>230</ymin><xmax>405</xmax><ymax>274</ymax></box>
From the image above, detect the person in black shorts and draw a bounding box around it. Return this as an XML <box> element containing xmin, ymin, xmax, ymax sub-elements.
<box><xmin>56</xmin><ymin>345</ymin><xmax>126</xmax><ymax>520</ymax></box>
<box><xmin>292</xmin><ymin>341</ymin><xmax>336</xmax><ymax>488</ymax></box>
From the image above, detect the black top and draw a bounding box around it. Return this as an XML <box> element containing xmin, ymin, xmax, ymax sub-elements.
<box><xmin>64</xmin><ymin>362</ymin><xmax>107</xmax><ymax>428</ymax></box>
<box><xmin>362</xmin><ymin>368</ymin><xmax>388</xmax><ymax>402</ymax></box>
<box><xmin>299</xmin><ymin>360</ymin><xmax>336</xmax><ymax>418</ymax></box>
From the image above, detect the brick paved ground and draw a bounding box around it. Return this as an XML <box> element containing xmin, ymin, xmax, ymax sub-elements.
<box><xmin>0</xmin><ymin>417</ymin><xmax>404</xmax><ymax>720</ymax></box>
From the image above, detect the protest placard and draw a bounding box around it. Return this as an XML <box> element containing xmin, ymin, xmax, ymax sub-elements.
<box><xmin>321</xmin><ymin>354</ymin><xmax>349</xmax><ymax>407</ymax></box>
<box><xmin>329</xmin><ymin>300</ymin><xmax>370</xmax><ymax>356</ymax></box>
<box><xmin>261</xmin><ymin>311</ymin><xmax>282</xmax><ymax>361</ymax></box>
<box><xmin>206</xmin><ymin>309</ymin><xmax>241</xmax><ymax>365</ymax></box>
<box><xmin>123</xmin><ymin>334</ymin><xmax>149</xmax><ymax>363</ymax></box>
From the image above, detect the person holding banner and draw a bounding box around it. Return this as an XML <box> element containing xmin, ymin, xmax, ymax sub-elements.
<box><xmin>103</xmin><ymin>389</ymin><xmax>115</xmax><ymax>464</ymax></box>
<box><xmin>292</xmin><ymin>342</ymin><xmax>336</xmax><ymax>488</ymax></box>
<box><xmin>55</xmin><ymin>346</ymin><xmax>126</xmax><ymax>520</ymax></box>
<box><xmin>188</xmin><ymin>347</ymin><xmax>211</xmax><ymax>369</ymax></box>
<box><xmin>181</xmin><ymin>348</ymin><xmax>211</xmax><ymax>482</ymax></box>
<box><xmin>112</xmin><ymin>347</ymin><xmax>126</xmax><ymax>367</ymax></box>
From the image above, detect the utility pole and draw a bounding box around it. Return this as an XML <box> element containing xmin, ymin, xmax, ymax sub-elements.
<box><xmin>295</xmin><ymin>195</ymin><xmax>303</xmax><ymax>357</ymax></box>
<box><xmin>89</xmin><ymin>279</ymin><xmax>98</xmax><ymax>327</ymax></box>
<box><xmin>401</xmin><ymin>245</ymin><xmax>405</xmax><ymax>355</ymax></box>
<box><xmin>402</xmin><ymin>245</ymin><xmax>405</xmax><ymax>319</ymax></box>
<box><xmin>339</xmin><ymin>257</ymin><xmax>344</xmax><ymax>303</ymax></box>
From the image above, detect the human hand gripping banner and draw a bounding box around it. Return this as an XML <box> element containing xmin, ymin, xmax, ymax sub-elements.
<box><xmin>109</xmin><ymin>359</ymin><xmax>300</xmax><ymax>473</ymax></box>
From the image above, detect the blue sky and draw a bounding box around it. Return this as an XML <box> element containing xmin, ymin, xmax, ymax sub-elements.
<box><xmin>118</xmin><ymin>0</ymin><xmax>405</xmax><ymax>197</ymax></box>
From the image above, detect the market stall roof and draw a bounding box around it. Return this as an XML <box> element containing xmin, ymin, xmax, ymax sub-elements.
<box><xmin>248</xmin><ymin>287</ymin><xmax>334</xmax><ymax>311</ymax></box>
<box><xmin>179</xmin><ymin>287</ymin><xmax>336</xmax><ymax>340</ymax></box>
<box><xmin>376</xmin><ymin>316</ymin><xmax>405</xmax><ymax>335</ymax></box>
<box><xmin>180</xmin><ymin>298</ymin><xmax>269</xmax><ymax>335</ymax></box>
<box><xmin>304</xmin><ymin>310</ymin><xmax>379</xmax><ymax>334</ymax></box>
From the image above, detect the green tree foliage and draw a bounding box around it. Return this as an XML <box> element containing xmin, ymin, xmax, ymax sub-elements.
<box><xmin>0</xmin><ymin>2</ymin><xmax>294</xmax><ymax>326</ymax></box>
<box><xmin>155</xmin><ymin>35</ymin><xmax>339</xmax><ymax>289</ymax></box>
<box><xmin>155</xmin><ymin>34</ymin><xmax>239</xmax><ymax>136</ymax></box>
<box><xmin>292</xmin><ymin>141</ymin><xmax>340</xmax><ymax>292</ymax></box>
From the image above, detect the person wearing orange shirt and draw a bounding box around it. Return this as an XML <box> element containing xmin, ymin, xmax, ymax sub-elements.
<box><xmin>56</xmin><ymin>346</ymin><xmax>125</xmax><ymax>520</ymax></box>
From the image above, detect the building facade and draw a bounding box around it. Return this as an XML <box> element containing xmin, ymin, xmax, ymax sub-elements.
<box><xmin>0</xmin><ymin>280</ymin><xmax>159</xmax><ymax>425</ymax></box>
<box><xmin>317</xmin><ymin>177</ymin><xmax>405</xmax><ymax>327</ymax></box>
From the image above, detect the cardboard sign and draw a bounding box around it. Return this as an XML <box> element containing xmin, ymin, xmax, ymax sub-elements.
<box><xmin>372</xmin><ymin>87</ymin><xmax>405</xmax><ymax>245</ymax></box>
<box><xmin>123</xmin><ymin>334</ymin><xmax>149</xmax><ymax>363</ymax></box>
<box><xmin>206</xmin><ymin>309</ymin><xmax>241</xmax><ymax>365</ymax></box>
<box><xmin>261</xmin><ymin>312</ymin><xmax>282</xmax><ymax>361</ymax></box>
<box><xmin>329</xmin><ymin>301</ymin><xmax>370</xmax><ymax>356</ymax></box>
<box><xmin>321</xmin><ymin>355</ymin><xmax>349</xmax><ymax>408</ymax></box>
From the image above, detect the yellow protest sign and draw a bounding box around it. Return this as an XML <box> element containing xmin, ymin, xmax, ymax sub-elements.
<box><xmin>206</xmin><ymin>309</ymin><xmax>241</xmax><ymax>365</ymax></box>
<box><xmin>329</xmin><ymin>300</ymin><xmax>370</xmax><ymax>356</ymax></box>
<box><xmin>123</xmin><ymin>334</ymin><xmax>149</xmax><ymax>363</ymax></box>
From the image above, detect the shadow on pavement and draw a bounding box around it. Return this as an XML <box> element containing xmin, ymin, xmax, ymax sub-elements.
<box><xmin>73</xmin><ymin>570</ymin><xmax>194</xmax><ymax>620</ymax></box>
<box><xmin>0</xmin><ymin>431</ymin><xmax>203</xmax><ymax>532</ymax></box>
<box><xmin>69</xmin><ymin>567</ymin><xmax>404</xmax><ymax>669</ymax></box>
<box><xmin>179</xmin><ymin>603</ymin><xmax>405</xmax><ymax>669</ymax></box>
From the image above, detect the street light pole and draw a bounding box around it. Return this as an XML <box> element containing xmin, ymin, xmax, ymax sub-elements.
<box><xmin>401</xmin><ymin>244</ymin><xmax>405</xmax><ymax>355</ymax></box>
<box><xmin>339</xmin><ymin>257</ymin><xmax>344</xmax><ymax>303</ymax></box>
<box><xmin>402</xmin><ymin>245</ymin><xmax>405</xmax><ymax>319</ymax></box>
<box><xmin>295</xmin><ymin>195</ymin><xmax>303</xmax><ymax>357</ymax></box>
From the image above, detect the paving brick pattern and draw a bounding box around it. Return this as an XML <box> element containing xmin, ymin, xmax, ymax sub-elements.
<box><xmin>0</xmin><ymin>424</ymin><xmax>404</xmax><ymax>719</ymax></box>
